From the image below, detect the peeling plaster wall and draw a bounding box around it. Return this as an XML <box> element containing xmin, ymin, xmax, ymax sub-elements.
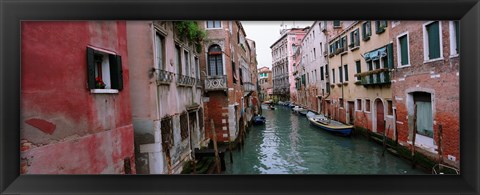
<box><xmin>21</xmin><ymin>21</ymin><xmax>135</xmax><ymax>174</ymax></box>
<box><xmin>127</xmin><ymin>21</ymin><xmax>204</xmax><ymax>174</ymax></box>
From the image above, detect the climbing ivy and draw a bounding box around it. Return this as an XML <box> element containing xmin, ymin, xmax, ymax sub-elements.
<box><xmin>174</xmin><ymin>21</ymin><xmax>207</xmax><ymax>53</ymax></box>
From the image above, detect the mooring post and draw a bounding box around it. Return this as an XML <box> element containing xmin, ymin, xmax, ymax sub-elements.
<box><xmin>210</xmin><ymin>119</ymin><xmax>221</xmax><ymax>174</ymax></box>
<box><xmin>411</xmin><ymin>104</ymin><xmax>417</xmax><ymax>168</ymax></box>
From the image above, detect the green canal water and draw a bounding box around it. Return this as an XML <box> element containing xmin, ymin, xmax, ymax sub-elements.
<box><xmin>224</xmin><ymin>105</ymin><xmax>427</xmax><ymax>174</ymax></box>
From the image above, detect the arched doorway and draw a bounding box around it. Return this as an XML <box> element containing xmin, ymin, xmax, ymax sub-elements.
<box><xmin>375</xmin><ymin>99</ymin><xmax>385</xmax><ymax>134</ymax></box>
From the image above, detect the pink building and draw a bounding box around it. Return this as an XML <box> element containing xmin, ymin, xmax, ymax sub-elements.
<box><xmin>20</xmin><ymin>21</ymin><xmax>135</xmax><ymax>174</ymax></box>
<box><xmin>271</xmin><ymin>27</ymin><xmax>309</xmax><ymax>102</ymax></box>
<box><xmin>127</xmin><ymin>21</ymin><xmax>206</xmax><ymax>174</ymax></box>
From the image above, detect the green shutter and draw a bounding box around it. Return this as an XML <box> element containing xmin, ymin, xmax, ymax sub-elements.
<box><xmin>356</xmin><ymin>61</ymin><xmax>361</xmax><ymax>80</ymax></box>
<box><xmin>399</xmin><ymin>35</ymin><xmax>409</xmax><ymax>65</ymax></box>
<box><xmin>86</xmin><ymin>48</ymin><xmax>96</xmax><ymax>89</ymax></box>
<box><xmin>332</xmin><ymin>69</ymin><xmax>335</xmax><ymax>83</ymax></box>
<box><xmin>110</xmin><ymin>54</ymin><xmax>123</xmax><ymax>90</ymax></box>
<box><xmin>350</xmin><ymin>31</ymin><xmax>354</xmax><ymax>45</ymax></box>
<box><xmin>427</xmin><ymin>21</ymin><xmax>441</xmax><ymax>59</ymax></box>
<box><xmin>362</xmin><ymin>23</ymin><xmax>366</xmax><ymax>38</ymax></box>
<box><xmin>455</xmin><ymin>21</ymin><xmax>460</xmax><ymax>53</ymax></box>
<box><xmin>344</xmin><ymin>65</ymin><xmax>349</xmax><ymax>81</ymax></box>
<box><xmin>387</xmin><ymin>43</ymin><xmax>394</xmax><ymax>69</ymax></box>
<box><xmin>339</xmin><ymin>67</ymin><xmax>343</xmax><ymax>82</ymax></box>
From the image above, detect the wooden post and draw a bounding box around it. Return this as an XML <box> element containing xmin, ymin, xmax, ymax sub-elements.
<box><xmin>394</xmin><ymin>108</ymin><xmax>398</xmax><ymax>144</ymax></box>
<box><xmin>226</xmin><ymin>124</ymin><xmax>233</xmax><ymax>163</ymax></box>
<box><xmin>411</xmin><ymin>103</ymin><xmax>417</xmax><ymax>168</ymax></box>
<box><xmin>210</xmin><ymin>119</ymin><xmax>221</xmax><ymax>174</ymax></box>
<box><xmin>382</xmin><ymin>124</ymin><xmax>390</xmax><ymax>157</ymax></box>
<box><xmin>438</xmin><ymin>124</ymin><xmax>443</xmax><ymax>165</ymax></box>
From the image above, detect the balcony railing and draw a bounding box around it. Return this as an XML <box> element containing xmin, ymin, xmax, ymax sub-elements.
<box><xmin>243</xmin><ymin>82</ymin><xmax>255</xmax><ymax>92</ymax></box>
<box><xmin>177</xmin><ymin>74</ymin><xmax>196</xmax><ymax>87</ymax></box>
<box><xmin>156</xmin><ymin>69</ymin><xmax>175</xmax><ymax>85</ymax></box>
<box><xmin>205</xmin><ymin>75</ymin><xmax>227</xmax><ymax>91</ymax></box>
<box><xmin>355</xmin><ymin>68</ymin><xmax>391</xmax><ymax>86</ymax></box>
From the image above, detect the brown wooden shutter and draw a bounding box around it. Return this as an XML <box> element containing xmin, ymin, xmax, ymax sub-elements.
<box><xmin>110</xmin><ymin>54</ymin><xmax>124</xmax><ymax>90</ymax></box>
<box><xmin>87</xmin><ymin>47</ymin><xmax>96</xmax><ymax>89</ymax></box>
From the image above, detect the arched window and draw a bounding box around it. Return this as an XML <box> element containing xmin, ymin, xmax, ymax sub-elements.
<box><xmin>208</xmin><ymin>45</ymin><xmax>223</xmax><ymax>76</ymax></box>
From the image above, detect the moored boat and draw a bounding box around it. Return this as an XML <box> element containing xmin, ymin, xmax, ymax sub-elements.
<box><xmin>307</xmin><ymin>114</ymin><xmax>353</xmax><ymax>136</ymax></box>
<box><xmin>253</xmin><ymin>115</ymin><xmax>266</xmax><ymax>125</ymax></box>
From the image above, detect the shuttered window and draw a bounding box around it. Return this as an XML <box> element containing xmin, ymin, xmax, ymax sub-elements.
<box><xmin>399</xmin><ymin>34</ymin><xmax>409</xmax><ymax>66</ymax></box>
<box><xmin>344</xmin><ymin>65</ymin><xmax>349</xmax><ymax>81</ymax></box>
<box><xmin>426</xmin><ymin>21</ymin><xmax>441</xmax><ymax>59</ymax></box>
<box><xmin>339</xmin><ymin>67</ymin><xmax>343</xmax><ymax>82</ymax></box>
<box><xmin>175</xmin><ymin>45</ymin><xmax>182</xmax><ymax>75</ymax></box>
<box><xmin>362</xmin><ymin>21</ymin><xmax>371</xmax><ymax>41</ymax></box>
<box><xmin>332</xmin><ymin>69</ymin><xmax>335</xmax><ymax>83</ymax></box>
<box><xmin>86</xmin><ymin>47</ymin><xmax>123</xmax><ymax>91</ymax></box>
<box><xmin>320</xmin><ymin>67</ymin><xmax>324</xmax><ymax>80</ymax></box>
<box><xmin>355</xmin><ymin>61</ymin><xmax>361</xmax><ymax>81</ymax></box>
<box><xmin>333</xmin><ymin>21</ymin><xmax>341</xmax><ymax>27</ymax></box>
<box><xmin>155</xmin><ymin>33</ymin><xmax>165</xmax><ymax>70</ymax></box>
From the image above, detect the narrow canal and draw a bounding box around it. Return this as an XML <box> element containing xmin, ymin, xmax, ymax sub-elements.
<box><xmin>224</xmin><ymin>105</ymin><xmax>427</xmax><ymax>174</ymax></box>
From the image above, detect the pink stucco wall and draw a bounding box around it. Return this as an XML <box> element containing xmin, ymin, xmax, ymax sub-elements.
<box><xmin>21</xmin><ymin>21</ymin><xmax>135</xmax><ymax>174</ymax></box>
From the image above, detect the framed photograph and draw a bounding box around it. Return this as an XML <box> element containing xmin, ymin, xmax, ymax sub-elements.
<box><xmin>1</xmin><ymin>0</ymin><xmax>479</xmax><ymax>194</ymax></box>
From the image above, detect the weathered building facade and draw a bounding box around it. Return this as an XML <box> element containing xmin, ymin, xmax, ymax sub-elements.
<box><xmin>326</xmin><ymin>20</ymin><xmax>395</xmax><ymax>139</ymax></box>
<box><xmin>271</xmin><ymin>27</ymin><xmax>309</xmax><ymax>102</ymax></box>
<box><xmin>199</xmin><ymin>21</ymin><xmax>258</xmax><ymax>143</ymax></box>
<box><xmin>127</xmin><ymin>21</ymin><xmax>206</xmax><ymax>174</ymax></box>
<box><xmin>258</xmin><ymin>66</ymin><xmax>273</xmax><ymax>102</ymax></box>
<box><xmin>296</xmin><ymin>21</ymin><xmax>329</xmax><ymax>112</ymax></box>
<box><xmin>21</xmin><ymin>21</ymin><xmax>136</xmax><ymax>174</ymax></box>
<box><xmin>390</xmin><ymin>21</ymin><xmax>460</xmax><ymax>168</ymax></box>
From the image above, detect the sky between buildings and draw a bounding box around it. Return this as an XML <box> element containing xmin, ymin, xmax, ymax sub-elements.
<box><xmin>241</xmin><ymin>21</ymin><xmax>314</xmax><ymax>70</ymax></box>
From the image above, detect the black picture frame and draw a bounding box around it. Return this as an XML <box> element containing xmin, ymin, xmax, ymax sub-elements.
<box><xmin>1</xmin><ymin>0</ymin><xmax>479</xmax><ymax>194</ymax></box>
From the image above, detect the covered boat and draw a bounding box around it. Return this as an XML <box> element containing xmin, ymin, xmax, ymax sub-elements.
<box><xmin>253</xmin><ymin>115</ymin><xmax>266</xmax><ymax>125</ymax></box>
<box><xmin>307</xmin><ymin>113</ymin><xmax>353</xmax><ymax>136</ymax></box>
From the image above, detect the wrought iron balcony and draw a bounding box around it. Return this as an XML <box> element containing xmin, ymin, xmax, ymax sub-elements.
<box><xmin>355</xmin><ymin>68</ymin><xmax>391</xmax><ymax>86</ymax></box>
<box><xmin>156</xmin><ymin>69</ymin><xmax>175</xmax><ymax>85</ymax></box>
<box><xmin>177</xmin><ymin>74</ymin><xmax>196</xmax><ymax>87</ymax></box>
<box><xmin>243</xmin><ymin>82</ymin><xmax>255</xmax><ymax>92</ymax></box>
<box><xmin>204</xmin><ymin>75</ymin><xmax>227</xmax><ymax>91</ymax></box>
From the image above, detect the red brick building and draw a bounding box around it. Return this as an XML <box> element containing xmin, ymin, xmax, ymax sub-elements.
<box><xmin>200</xmin><ymin>21</ymin><xmax>257</xmax><ymax>143</ymax></box>
<box><xmin>21</xmin><ymin>21</ymin><xmax>135</xmax><ymax>174</ymax></box>
<box><xmin>390</xmin><ymin>21</ymin><xmax>460</xmax><ymax>169</ymax></box>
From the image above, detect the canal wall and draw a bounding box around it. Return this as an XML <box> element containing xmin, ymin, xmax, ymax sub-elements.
<box><xmin>354</xmin><ymin>126</ymin><xmax>455</xmax><ymax>173</ymax></box>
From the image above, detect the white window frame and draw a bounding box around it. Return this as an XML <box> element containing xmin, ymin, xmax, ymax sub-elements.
<box><xmin>391</xmin><ymin>21</ymin><xmax>400</xmax><ymax>28</ymax></box>
<box><xmin>364</xmin><ymin>99</ymin><xmax>371</xmax><ymax>113</ymax></box>
<box><xmin>87</xmin><ymin>46</ymin><xmax>119</xmax><ymax>94</ymax></box>
<box><xmin>423</xmin><ymin>21</ymin><xmax>444</xmax><ymax>63</ymax></box>
<box><xmin>386</xmin><ymin>99</ymin><xmax>394</xmax><ymax>117</ymax></box>
<box><xmin>355</xmin><ymin>60</ymin><xmax>361</xmax><ymax>81</ymax></box>
<box><xmin>205</xmin><ymin>21</ymin><xmax>222</xmax><ymax>29</ymax></box>
<box><xmin>396</xmin><ymin>32</ymin><xmax>411</xmax><ymax>68</ymax></box>
<box><xmin>355</xmin><ymin>99</ymin><xmax>363</xmax><ymax>112</ymax></box>
<box><xmin>449</xmin><ymin>21</ymin><xmax>459</xmax><ymax>57</ymax></box>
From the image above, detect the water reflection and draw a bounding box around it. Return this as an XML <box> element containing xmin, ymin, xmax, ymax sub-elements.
<box><xmin>225</xmin><ymin>106</ymin><xmax>426</xmax><ymax>175</ymax></box>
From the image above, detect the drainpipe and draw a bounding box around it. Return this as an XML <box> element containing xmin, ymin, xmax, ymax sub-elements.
<box><xmin>340</xmin><ymin>50</ymin><xmax>345</xmax><ymax>122</ymax></box>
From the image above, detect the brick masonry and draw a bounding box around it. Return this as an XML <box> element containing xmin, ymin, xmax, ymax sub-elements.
<box><xmin>390</xmin><ymin>21</ymin><xmax>460</xmax><ymax>167</ymax></box>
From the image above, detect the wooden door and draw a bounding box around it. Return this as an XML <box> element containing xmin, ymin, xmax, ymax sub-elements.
<box><xmin>348</xmin><ymin>101</ymin><xmax>354</xmax><ymax>125</ymax></box>
<box><xmin>376</xmin><ymin>99</ymin><xmax>385</xmax><ymax>134</ymax></box>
